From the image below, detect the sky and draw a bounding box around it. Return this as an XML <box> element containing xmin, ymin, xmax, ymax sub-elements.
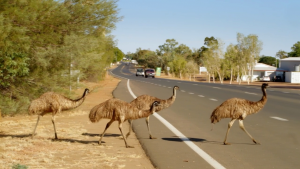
<box><xmin>112</xmin><ymin>0</ymin><xmax>300</xmax><ymax>57</ymax></box>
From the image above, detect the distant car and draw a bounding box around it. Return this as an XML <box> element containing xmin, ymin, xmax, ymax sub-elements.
<box><xmin>260</xmin><ymin>76</ymin><xmax>270</xmax><ymax>82</ymax></box>
<box><xmin>136</xmin><ymin>68</ymin><xmax>144</xmax><ymax>77</ymax></box>
<box><xmin>144</xmin><ymin>69</ymin><xmax>155</xmax><ymax>78</ymax></box>
<box><xmin>274</xmin><ymin>76</ymin><xmax>282</xmax><ymax>82</ymax></box>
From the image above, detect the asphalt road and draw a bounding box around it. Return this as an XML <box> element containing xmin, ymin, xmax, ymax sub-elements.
<box><xmin>110</xmin><ymin>63</ymin><xmax>300</xmax><ymax>169</ymax></box>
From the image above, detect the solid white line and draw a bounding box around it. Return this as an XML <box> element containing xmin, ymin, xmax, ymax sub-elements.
<box><xmin>270</xmin><ymin>116</ymin><xmax>288</xmax><ymax>121</ymax></box>
<box><xmin>127</xmin><ymin>79</ymin><xmax>225</xmax><ymax>169</ymax></box>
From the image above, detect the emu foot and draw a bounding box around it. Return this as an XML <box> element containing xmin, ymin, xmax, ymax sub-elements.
<box><xmin>253</xmin><ymin>140</ymin><xmax>260</xmax><ymax>145</ymax></box>
<box><xmin>31</xmin><ymin>133</ymin><xmax>37</xmax><ymax>138</ymax></box>
<box><xmin>54</xmin><ymin>133</ymin><xmax>58</xmax><ymax>140</ymax></box>
<box><xmin>126</xmin><ymin>145</ymin><xmax>134</xmax><ymax>148</ymax></box>
<box><xmin>223</xmin><ymin>142</ymin><xmax>231</xmax><ymax>145</ymax></box>
<box><xmin>149</xmin><ymin>135</ymin><xmax>157</xmax><ymax>139</ymax></box>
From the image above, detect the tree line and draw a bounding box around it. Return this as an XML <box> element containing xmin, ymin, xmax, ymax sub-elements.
<box><xmin>128</xmin><ymin>34</ymin><xmax>300</xmax><ymax>84</ymax></box>
<box><xmin>0</xmin><ymin>0</ymin><xmax>123</xmax><ymax>115</ymax></box>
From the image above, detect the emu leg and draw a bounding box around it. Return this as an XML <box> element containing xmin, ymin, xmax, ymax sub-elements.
<box><xmin>224</xmin><ymin>119</ymin><xmax>236</xmax><ymax>145</ymax></box>
<box><xmin>146</xmin><ymin>116</ymin><xmax>156</xmax><ymax>139</ymax></box>
<box><xmin>32</xmin><ymin>115</ymin><xmax>41</xmax><ymax>138</ymax></box>
<box><xmin>239</xmin><ymin>120</ymin><xmax>260</xmax><ymax>144</ymax></box>
<box><xmin>98</xmin><ymin>119</ymin><xmax>114</xmax><ymax>145</ymax></box>
<box><xmin>118</xmin><ymin>122</ymin><xmax>134</xmax><ymax>148</ymax></box>
<box><xmin>126</xmin><ymin>119</ymin><xmax>133</xmax><ymax>139</ymax></box>
<box><xmin>51</xmin><ymin>115</ymin><xmax>58</xmax><ymax>139</ymax></box>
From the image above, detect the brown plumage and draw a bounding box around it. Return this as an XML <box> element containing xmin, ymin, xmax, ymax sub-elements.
<box><xmin>210</xmin><ymin>83</ymin><xmax>268</xmax><ymax>145</ymax></box>
<box><xmin>89</xmin><ymin>98</ymin><xmax>160</xmax><ymax>148</ymax></box>
<box><xmin>128</xmin><ymin>85</ymin><xmax>179</xmax><ymax>139</ymax></box>
<box><xmin>29</xmin><ymin>88</ymin><xmax>89</xmax><ymax>139</ymax></box>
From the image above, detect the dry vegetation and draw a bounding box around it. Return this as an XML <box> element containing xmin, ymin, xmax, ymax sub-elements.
<box><xmin>0</xmin><ymin>73</ymin><xmax>154</xmax><ymax>169</ymax></box>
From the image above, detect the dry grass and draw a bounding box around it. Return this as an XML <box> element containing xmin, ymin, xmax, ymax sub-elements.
<box><xmin>0</xmin><ymin>73</ymin><xmax>154</xmax><ymax>169</ymax></box>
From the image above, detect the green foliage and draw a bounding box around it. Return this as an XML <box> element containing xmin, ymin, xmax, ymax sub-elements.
<box><xmin>0</xmin><ymin>53</ymin><xmax>29</xmax><ymax>88</ymax></box>
<box><xmin>0</xmin><ymin>0</ymin><xmax>122</xmax><ymax>115</ymax></box>
<box><xmin>12</xmin><ymin>163</ymin><xmax>28</xmax><ymax>169</ymax></box>
<box><xmin>276</xmin><ymin>50</ymin><xmax>288</xmax><ymax>59</ymax></box>
<box><xmin>288</xmin><ymin>41</ymin><xmax>300</xmax><ymax>57</ymax></box>
<box><xmin>259</xmin><ymin>56</ymin><xmax>277</xmax><ymax>66</ymax></box>
<box><xmin>113</xmin><ymin>47</ymin><xmax>125</xmax><ymax>63</ymax></box>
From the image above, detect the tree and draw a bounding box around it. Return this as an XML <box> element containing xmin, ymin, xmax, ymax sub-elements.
<box><xmin>0</xmin><ymin>0</ymin><xmax>122</xmax><ymax>115</ymax></box>
<box><xmin>225</xmin><ymin>44</ymin><xmax>239</xmax><ymax>84</ymax></box>
<box><xmin>236</xmin><ymin>33</ymin><xmax>262</xmax><ymax>84</ymax></box>
<box><xmin>288</xmin><ymin>41</ymin><xmax>300</xmax><ymax>57</ymax></box>
<box><xmin>276</xmin><ymin>50</ymin><xmax>288</xmax><ymax>59</ymax></box>
<box><xmin>259</xmin><ymin>56</ymin><xmax>276</xmax><ymax>66</ymax></box>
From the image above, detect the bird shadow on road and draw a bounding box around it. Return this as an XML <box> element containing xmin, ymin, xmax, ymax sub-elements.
<box><xmin>51</xmin><ymin>138</ymin><xmax>99</xmax><ymax>144</ymax></box>
<box><xmin>82</xmin><ymin>132</ymin><xmax>121</xmax><ymax>137</ymax></box>
<box><xmin>0</xmin><ymin>133</ymin><xmax>32</xmax><ymax>138</ymax></box>
<box><xmin>202</xmin><ymin>140</ymin><xmax>258</xmax><ymax>145</ymax></box>
<box><xmin>161</xmin><ymin>136</ymin><xmax>206</xmax><ymax>142</ymax></box>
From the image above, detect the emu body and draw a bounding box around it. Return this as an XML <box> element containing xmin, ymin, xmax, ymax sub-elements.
<box><xmin>29</xmin><ymin>88</ymin><xmax>89</xmax><ymax>139</ymax></box>
<box><xmin>210</xmin><ymin>83</ymin><xmax>268</xmax><ymax>145</ymax></box>
<box><xmin>89</xmin><ymin>98</ymin><xmax>160</xmax><ymax>148</ymax></box>
<box><xmin>128</xmin><ymin>86</ymin><xmax>179</xmax><ymax>139</ymax></box>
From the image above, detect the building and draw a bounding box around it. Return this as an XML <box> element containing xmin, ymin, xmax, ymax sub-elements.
<box><xmin>241</xmin><ymin>63</ymin><xmax>284</xmax><ymax>81</ymax></box>
<box><xmin>279</xmin><ymin>57</ymin><xmax>300</xmax><ymax>83</ymax></box>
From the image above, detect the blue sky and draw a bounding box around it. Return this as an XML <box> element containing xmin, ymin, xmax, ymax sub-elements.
<box><xmin>112</xmin><ymin>0</ymin><xmax>300</xmax><ymax>57</ymax></box>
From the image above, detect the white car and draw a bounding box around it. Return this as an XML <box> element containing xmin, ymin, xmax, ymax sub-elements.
<box><xmin>260</xmin><ymin>76</ymin><xmax>270</xmax><ymax>82</ymax></box>
<box><xmin>136</xmin><ymin>68</ymin><xmax>144</xmax><ymax>77</ymax></box>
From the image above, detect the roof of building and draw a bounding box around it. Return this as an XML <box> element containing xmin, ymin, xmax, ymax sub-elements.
<box><xmin>254</xmin><ymin>63</ymin><xmax>277</xmax><ymax>71</ymax></box>
<box><xmin>280</xmin><ymin>57</ymin><xmax>300</xmax><ymax>61</ymax></box>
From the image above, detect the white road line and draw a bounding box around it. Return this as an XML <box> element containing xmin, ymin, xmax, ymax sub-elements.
<box><xmin>127</xmin><ymin>79</ymin><xmax>225</xmax><ymax>169</ymax></box>
<box><xmin>181</xmin><ymin>90</ymin><xmax>185</xmax><ymax>92</ymax></box>
<box><xmin>198</xmin><ymin>95</ymin><xmax>205</xmax><ymax>97</ymax></box>
<box><xmin>168</xmin><ymin>87</ymin><xmax>172</xmax><ymax>88</ymax></box>
<box><xmin>213</xmin><ymin>87</ymin><xmax>221</xmax><ymax>89</ymax></box>
<box><xmin>270</xmin><ymin>117</ymin><xmax>288</xmax><ymax>121</ymax></box>
<box><xmin>210</xmin><ymin>98</ymin><xmax>218</xmax><ymax>101</ymax></box>
<box><xmin>177</xmin><ymin>82</ymin><xmax>181</xmax><ymax>83</ymax></box>
<box><xmin>245</xmin><ymin>92</ymin><xmax>258</xmax><ymax>95</ymax></box>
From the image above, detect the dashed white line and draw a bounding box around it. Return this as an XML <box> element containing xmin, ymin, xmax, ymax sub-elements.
<box><xmin>198</xmin><ymin>95</ymin><xmax>205</xmax><ymax>97</ymax></box>
<box><xmin>213</xmin><ymin>87</ymin><xmax>221</xmax><ymax>89</ymax></box>
<box><xmin>270</xmin><ymin>117</ymin><xmax>288</xmax><ymax>121</ymax></box>
<box><xmin>181</xmin><ymin>90</ymin><xmax>185</xmax><ymax>92</ymax></box>
<box><xmin>245</xmin><ymin>92</ymin><xmax>258</xmax><ymax>95</ymax></box>
<box><xmin>127</xmin><ymin>79</ymin><xmax>226</xmax><ymax>169</ymax></box>
<box><xmin>210</xmin><ymin>98</ymin><xmax>218</xmax><ymax>101</ymax></box>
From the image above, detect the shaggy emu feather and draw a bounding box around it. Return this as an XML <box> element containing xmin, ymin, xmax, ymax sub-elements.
<box><xmin>128</xmin><ymin>86</ymin><xmax>179</xmax><ymax>139</ymax></box>
<box><xmin>89</xmin><ymin>98</ymin><xmax>160</xmax><ymax>148</ymax></box>
<box><xmin>29</xmin><ymin>88</ymin><xmax>89</xmax><ymax>139</ymax></box>
<box><xmin>210</xmin><ymin>83</ymin><xmax>268</xmax><ymax>145</ymax></box>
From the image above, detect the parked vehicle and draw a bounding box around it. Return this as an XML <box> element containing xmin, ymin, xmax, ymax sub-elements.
<box><xmin>260</xmin><ymin>76</ymin><xmax>270</xmax><ymax>82</ymax></box>
<box><xmin>136</xmin><ymin>68</ymin><xmax>144</xmax><ymax>77</ymax></box>
<box><xmin>274</xmin><ymin>76</ymin><xmax>282</xmax><ymax>82</ymax></box>
<box><xmin>144</xmin><ymin>69</ymin><xmax>155</xmax><ymax>78</ymax></box>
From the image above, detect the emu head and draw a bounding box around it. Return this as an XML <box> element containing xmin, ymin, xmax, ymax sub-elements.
<box><xmin>84</xmin><ymin>88</ymin><xmax>90</xmax><ymax>96</ymax></box>
<box><xmin>174</xmin><ymin>86</ymin><xmax>179</xmax><ymax>90</ymax></box>
<box><xmin>262</xmin><ymin>83</ymin><xmax>269</xmax><ymax>89</ymax></box>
